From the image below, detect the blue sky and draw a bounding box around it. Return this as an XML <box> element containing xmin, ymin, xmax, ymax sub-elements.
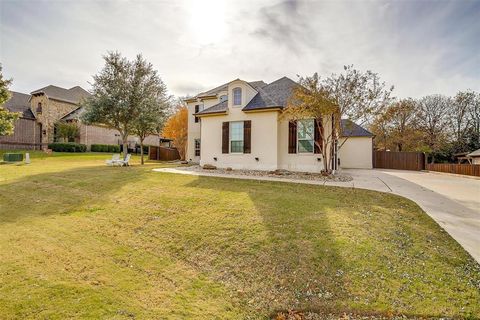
<box><xmin>1</xmin><ymin>0</ymin><xmax>479</xmax><ymax>98</ymax></box>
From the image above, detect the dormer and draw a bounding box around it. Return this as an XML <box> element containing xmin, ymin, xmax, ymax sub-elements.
<box><xmin>227</xmin><ymin>79</ymin><xmax>258</xmax><ymax>110</ymax></box>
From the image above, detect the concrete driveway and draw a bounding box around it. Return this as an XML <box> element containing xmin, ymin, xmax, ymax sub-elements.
<box><xmin>155</xmin><ymin>166</ymin><xmax>480</xmax><ymax>263</ymax></box>
<box><xmin>340</xmin><ymin>169</ymin><xmax>480</xmax><ymax>263</ymax></box>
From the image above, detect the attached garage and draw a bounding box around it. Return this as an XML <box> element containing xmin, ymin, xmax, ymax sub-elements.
<box><xmin>338</xmin><ymin>120</ymin><xmax>374</xmax><ymax>169</ymax></box>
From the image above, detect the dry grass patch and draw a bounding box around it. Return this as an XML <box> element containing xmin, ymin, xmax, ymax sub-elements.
<box><xmin>0</xmin><ymin>153</ymin><xmax>479</xmax><ymax>319</ymax></box>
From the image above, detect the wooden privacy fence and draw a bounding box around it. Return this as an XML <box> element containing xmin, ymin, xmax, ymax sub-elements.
<box><xmin>426</xmin><ymin>163</ymin><xmax>480</xmax><ymax>177</ymax></box>
<box><xmin>373</xmin><ymin>151</ymin><xmax>425</xmax><ymax>171</ymax></box>
<box><xmin>148</xmin><ymin>146</ymin><xmax>180</xmax><ymax>161</ymax></box>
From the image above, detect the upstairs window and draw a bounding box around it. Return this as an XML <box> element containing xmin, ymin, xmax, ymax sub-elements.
<box><xmin>230</xmin><ymin>121</ymin><xmax>244</xmax><ymax>153</ymax></box>
<box><xmin>36</xmin><ymin>102</ymin><xmax>42</xmax><ymax>114</ymax></box>
<box><xmin>194</xmin><ymin>105</ymin><xmax>200</xmax><ymax>123</ymax></box>
<box><xmin>297</xmin><ymin>119</ymin><xmax>314</xmax><ymax>153</ymax></box>
<box><xmin>233</xmin><ymin>88</ymin><xmax>242</xmax><ymax>106</ymax></box>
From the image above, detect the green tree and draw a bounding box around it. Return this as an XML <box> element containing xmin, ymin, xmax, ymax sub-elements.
<box><xmin>0</xmin><ymin>64</ymin><xmax>19</xmax><ymax>136</ymax></box>
<box><xmin>284</xmin><ymin>66</ymin><xmax>393</xmax><ymax>173</ymax></box>
<box><xmin>82</xmin><ymin>52</ymin><xmax>170</xmax><ymax>160</ymax></box>
<box><xmin>415</xmin><ymin>95</ymin><xmax>450</xmax><ymax>163</ymax></box>
<box><xmin>130</xmin><ymin>55</ymin><xmax>171</xmax><ymax>164</ymax></box>
<box><xmin>55</xmin><ymin>121</ymin><xmax>79</xmax><ymax>142</ymax></box>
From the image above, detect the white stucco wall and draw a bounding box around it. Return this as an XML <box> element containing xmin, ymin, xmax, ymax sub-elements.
<box><xmin>277</xmin><ymin>118</ymin><xmax>331</xmax><ymax>172</ymax></box>
<box><xmin>338</xmin><ymin>136</ymin><xmax>373</xmax><ymax>169</ymax></box>
<box><xmin>200</xmin><ymin>111</ymin><xmax>279</xmax><ymax>170</ymax></box>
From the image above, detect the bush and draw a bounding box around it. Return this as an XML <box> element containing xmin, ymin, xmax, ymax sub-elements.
<box><xmin>91</xmin><ymin>144</ymin><xmax>120</xmax><ymax>153</ymax></box>
<box><xmin>48</xmin><ymin>142</ymin><xmax>87</xmax><ymax>152</ymax></box>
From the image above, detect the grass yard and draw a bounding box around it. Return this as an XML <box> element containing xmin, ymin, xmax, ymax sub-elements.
<box><xmin>0</xmin><ymin>153</ymin><xmax>479</xmax><ymax>319</ymax></box>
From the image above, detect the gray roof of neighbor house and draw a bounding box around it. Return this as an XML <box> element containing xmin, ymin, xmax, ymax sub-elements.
<box><xmin>341</xmin><ymin>119</ymin><xmax>374</xmax><ymax>137</ymax></box>
<box><xmin>61</xmin><ymin>106</ymin><xmax>85</xmax><ymax>121</ymax></box>
<box><xmin>2</xmin><ymin>91</ymin><xmax>35</xmax><ymax>119</ymax></box>
<box><xmin>31</xmin><ymin>85</ymin><xmax>90</xmax><ymax>104</ymax></box>
<box><xmin>467</xmin><ymin>149</ymin><xmax>480</xmax><ymax>157</ymax></box>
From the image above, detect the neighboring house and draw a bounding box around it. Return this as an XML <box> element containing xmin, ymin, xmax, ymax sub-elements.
<box><xmin>467</xmin><ymin>149</ymin><xmax>480</xmax><ymax>164</ymax></box>
<box><xmin>0</xmin><ymin>85</ymin><xmax>160</xmax><ymax>150</ymax></box>
<box><xmin>185</xmin><ymin>77</ymin><xmax>374</xmax><ymax>172</ymax></box>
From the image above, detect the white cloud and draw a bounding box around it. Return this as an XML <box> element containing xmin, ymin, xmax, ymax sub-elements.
<box><xmin>1</xmin><ymin>0</ymin><xmax>478</xmax><ymax>98</ymax></box>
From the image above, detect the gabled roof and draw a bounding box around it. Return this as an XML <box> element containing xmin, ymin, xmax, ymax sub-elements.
<box><xmin>195</xmin><ymin>77</ymin><xmax>297</xmax><ymax>115</ymax></box>
<box><xmin>467</xmin><ymin>149</ymin><xmax>480</xmax><ymax>157</ymax></box>
<box><xmin>61</xmin><ymin>106</ymin><xmax>84</xmax><ymax>121</ymax></box>
<box><xmin>243</xmin><ymin>76</ymin><xmax>298</xmax><ymax>111</ymax></box>
<box><xmin>1</xmin><ymin>91</ymin><xmax>35</xmax><ymax>119</ymax></box>
<box><xmin>192</xmin><ymin>80</ymin><xmax>267</xmax><ymax>100</ymax></box>
<box><xmin>341</xmin><ymin>119</ymin><xmax>374</xmax><ymax>137</ymax></box>
<box><xmin>195</xmin><ymin>100</ymin><xmax>228</xmax><ymax>116</ymax></box>
<box><xmin>31</xmin><ymin>85</ymin><xmax>90</xmax><ymax>104</ymax></box>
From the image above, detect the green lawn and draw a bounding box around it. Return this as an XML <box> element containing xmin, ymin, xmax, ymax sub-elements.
<box><xmin>0</xmin><ymin>153</ymin><xmax>479</xmax><ymax>319</ymax></box>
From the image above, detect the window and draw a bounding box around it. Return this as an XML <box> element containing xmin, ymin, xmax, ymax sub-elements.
<box><xmin>194</xmin><ymin>139</ymin><xmax>201</xmax><ymax>156</ymax></box>
<box><xmin>219</xmin><ymin>95</ymin><xmax>228</xmax><ymax>102</ymax></box>
<box><xmin>233</xmin><ymin>88</ymin><xmax>242</xmax><ymax>106</ymax></box>
<box><xmin>194</xmin><ymin>105</ymin><xmax>200</xmax><ymax>123</ymax></box>
<box><xmin>297</xmin><ymin>119</ymin><xmax>314</xmax><ymax>153</ymax></box>
<box><xmin>230</xmin><ymin>121</ymin><xmax>244</xmax><ymax>153</ymax></box>
<box><xmin>36</xmin><ymin>102</ymin><xmax>42</xmax><ymax>114</ymax></box>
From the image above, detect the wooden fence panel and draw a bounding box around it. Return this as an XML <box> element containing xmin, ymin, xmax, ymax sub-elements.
<box><xmin>373</xmin><ymin>151</ymin><xmax>425</xmax><ymax>171</ymax></box>
<box><xmin>148</xmin><ymin>146</ymin><xmax>180</xmax><ymax>161</ymax></box>
<box><xmin>426</xmin><ymin>163</ymin><xmax>480</xmax><ymax>177</ymax></box>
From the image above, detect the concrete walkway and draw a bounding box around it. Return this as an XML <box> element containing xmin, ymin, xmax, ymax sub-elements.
<box><xmin>153</xmin><ymin>167</ymin><xmax>480</xmax><ymax>263</ymax></box>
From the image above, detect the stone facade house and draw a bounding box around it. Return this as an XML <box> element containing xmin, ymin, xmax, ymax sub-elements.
<box><xmin>186</xmin><ymin>77</ymin><xmax>374</xmax><ymax>172</ymax></box>
<box><xmin>1</xmin><ymin>85</ymin><xmax>159</xmax><ymax>150</ymax></box>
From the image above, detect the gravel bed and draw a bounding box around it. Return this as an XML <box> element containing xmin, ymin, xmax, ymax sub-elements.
<box><xmin>179</xmin><ymin>165</ymin><xmax>353</xmax><ymax>182</ymax></box>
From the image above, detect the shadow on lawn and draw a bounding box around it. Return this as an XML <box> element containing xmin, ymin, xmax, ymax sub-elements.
<box><xmin>0</xmin><ymin>165</ymin><xmax>150</xmax><ymax>224</ymax></box>
<box><xmin>184</xmin><ymin>176</ymin><xmax>351</xmax><ymax>316</ymax></box>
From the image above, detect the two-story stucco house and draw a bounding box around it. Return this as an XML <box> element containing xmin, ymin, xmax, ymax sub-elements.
<box><xmin>185</xmin><ymin>77</ymin><xmax>374</xmax><ymax>172</ymax></box>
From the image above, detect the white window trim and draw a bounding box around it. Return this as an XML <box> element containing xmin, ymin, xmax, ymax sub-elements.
<box><xmin>229</xmin><ymin>121</ymin><xmax>244</xmax><ymax>154</ymax></box>
<box><xmin>232</xmin><ymin>87</ymin><xmax>242</xmax><ymax>106</ymax></box>
<box><xmin>297</xmin><ymin>119</ymin><xmax>315</xmax><ymax>154</ymax></box>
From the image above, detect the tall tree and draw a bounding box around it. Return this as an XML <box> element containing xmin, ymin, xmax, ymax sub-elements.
<box><xmin>370</xmin><ymin>99</ymin><xmax>422</xmax><ymax>152</ymax></box>
<box><xmin>0</xmin><ymin>64</ymin><xmax>19</xmax><ymax>136</ymax></box>
<box><xmin>415</xmin><ymin>95</ymin><xmax>450</xmax><ymax>163</ymax></box>
<box><xmin>162</xmin><ymin>102</ymin><xmax>188</xmax><ymax>160</ymax></box>
<box><xmin>284</xmin><ymin>66</ymin><xmax>393</xmax><ymax>173</ymax></box>
<box><xmin>449</xmin><ymin>91</ymin><xmax>475</xmax><ymax>153</ymax></box>
<box><xmin>82</xmin><ymin>52</ymin><xmax>169</xmax><ymax>160</ymax></box>
<box><xmin>283</xmin><ymin>73</ymin><xmax>337</xmax><ymax>172</ymax></box>
<box><xmin>130</xmin><ymin>55</ymin><xmax>171</xmax><ymax>165</ymax></box>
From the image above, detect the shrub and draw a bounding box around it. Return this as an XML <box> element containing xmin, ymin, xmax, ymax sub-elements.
<box><xmin>91</xmin><ymin>144</ymin><xmax>120</xmax><ymax>153</ymax></box>
<box><xmin>48</xmin><ymin>142</ymin><xmax>87</xmax><ymax>152</ymax></box>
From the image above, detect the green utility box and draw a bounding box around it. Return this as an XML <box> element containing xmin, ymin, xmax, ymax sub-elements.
<box><xmin>3</xmin><ymin>153</ymin><xmax>23</xmax><ymax>162</ymax></box>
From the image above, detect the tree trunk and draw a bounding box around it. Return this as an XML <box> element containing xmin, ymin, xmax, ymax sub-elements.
<box><xmin>140</xmin><ymin>140</ymin><xmax>144</xmax><ymax>165</ymax></box>
<box><xmin>122</xmin><ymin>133</ymin><xmax>129</xmax><ymax>159</ymax></box>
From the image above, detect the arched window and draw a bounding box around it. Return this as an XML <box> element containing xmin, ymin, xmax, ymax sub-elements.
<box><xmin>233</xmin><ymin>88</ymin><xmax>242</xmax><ymax>106</ymax></box>
<box><xmin>36</xmin><ymin>102</ymin><xmax>42</xmax><ymax>114</ymax></box>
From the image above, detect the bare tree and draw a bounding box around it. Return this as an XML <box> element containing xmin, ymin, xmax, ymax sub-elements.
<box><xmin>449</xmin><ymin>91</ymin><xmax>475</xmax><ymax>152</ymax></box>
<box><xmin>415</xmin><ymin>95</ymin><xmax>450</xmax><ymax>162</ymax></box>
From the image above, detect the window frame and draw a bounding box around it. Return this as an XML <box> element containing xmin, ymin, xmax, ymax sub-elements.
<box><xmin>229</xmin><ymin>121</ymin><xmax>244</xmax><ymax>153</ymax></box>
<box><xmin>36</xmin><ymin>102</ymin><xmax>42</xmax><ymax>114</ymax></box>
<box><xmin>232</xmin><ymin>87</ymin><xmax>242</xmax><ymax>106</ymax></box>
<box><xmin>194</xmin><ymin>139</ymin><xmax>201</xmax><ymax>156</ymax></box>
<box><xmin>297</xmin><ymin>119</ymin><xmax>315</xmax><ymax>154</ymax></box>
